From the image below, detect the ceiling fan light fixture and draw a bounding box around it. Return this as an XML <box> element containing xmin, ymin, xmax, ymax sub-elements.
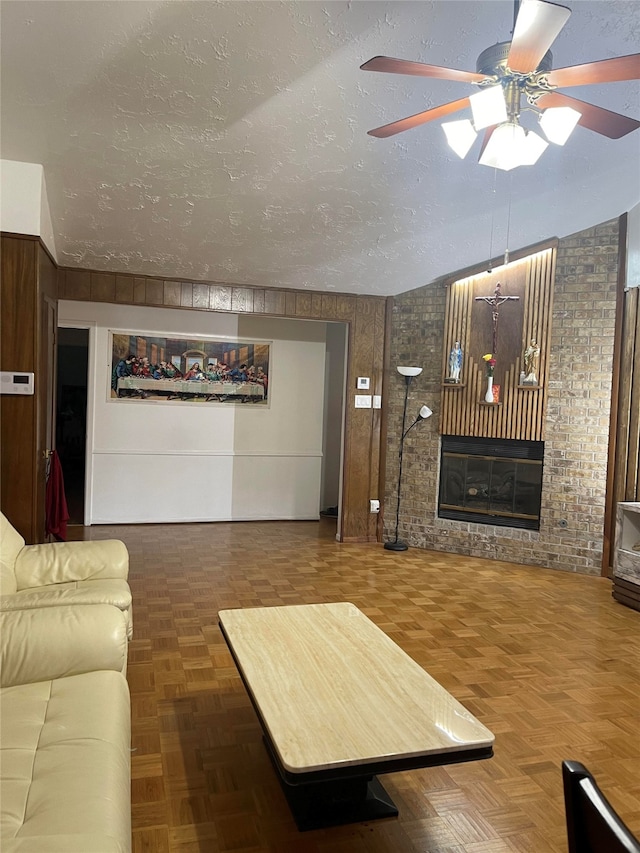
<box><xmin>442</xmin><ymin>119</ymin><xmax>477</xmax><ymax>158</ymax></box>
<box><xmin>519</xmin><ymin>128</ymin><xmax>549</xmax><ymax>164</ymax></box>
<box><xmin>479</xmin><ymin>121</ymin><xmax>527</xmax><ymax>170</ymax></box>
<box><xmin>479</xmin><ymin>121</ymin><xmax>549</xmax><ymax>170</ymax></box>
<box><xmin>469</xmin><ymin>85</ymin><xmax>508</xmax><ymax>130</ymax></box>
<box><xmin>539</xmin><ymin>106</ymin><xmax>582</xmax><ymax>144</ymax></box>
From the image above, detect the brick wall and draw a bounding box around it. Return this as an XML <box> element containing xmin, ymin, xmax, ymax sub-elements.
<box><xmin>385</xmin><ymin>218</ymin><xmax>620</xmax><ymax>574</ymax></box>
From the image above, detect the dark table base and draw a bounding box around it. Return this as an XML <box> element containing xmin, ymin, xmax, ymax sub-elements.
<box><xmin>282</xmin><ymin>773</ymin><xmax>398</xmax><ymax>831</ymax></box>
<box><xmin>263</xmin><ymin>735</ymin><xmax>398</xmax><ymax>831</ymax></box>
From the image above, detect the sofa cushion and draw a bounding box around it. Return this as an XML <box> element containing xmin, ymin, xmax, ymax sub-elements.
<box><xmin>0</xmin><ymin>514</ymin><xmax>23</xmax><ymax>595</ymax></box>
<box><xmin>0</xmin><ymin>670</ymin><xmax>131</xmax><ymax>852</ymax></box>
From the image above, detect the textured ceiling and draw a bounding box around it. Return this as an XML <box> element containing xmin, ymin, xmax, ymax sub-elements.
<box><xmin>1</xmin><ymin>0</ymin><xmax>639</xmax><ymax>296</ymax></box>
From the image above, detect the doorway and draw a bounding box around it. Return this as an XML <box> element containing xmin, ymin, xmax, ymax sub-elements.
<box><xmin>55</xmin><ymin>327</ymin><xmax>89</xmax><ymax>524</ymax></box>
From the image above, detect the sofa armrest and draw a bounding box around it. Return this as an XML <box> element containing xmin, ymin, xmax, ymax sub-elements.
<box><xmin>14</xmin><ymin>539</ymin><xmax>129</xmax><ymax>590</ymax></box>
<box><xmin>0</xmin><ymin>605</ymin><xmax>128</xmax><ymax>687</ymax></box>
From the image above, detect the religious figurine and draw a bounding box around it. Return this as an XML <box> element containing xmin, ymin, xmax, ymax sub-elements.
<box><xmin>523</xmin><ymin>338</ymin><xmax>540</xmax><ymax>385</ymax></box>
<box><xmin>447</xmin><ymin>341</ymin><xmax>463</xmax><ymax>383</ymax></box>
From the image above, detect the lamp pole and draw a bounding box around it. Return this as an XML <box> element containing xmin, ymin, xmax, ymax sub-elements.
<box><xmin>384</xmin><ymin>373</ymin><xmax>413</xmax><ymax>551</ymax></box>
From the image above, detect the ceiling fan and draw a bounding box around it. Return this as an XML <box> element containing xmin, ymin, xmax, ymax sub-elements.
<box><xmin>361</xmin><ymin>0</ymin><xmax>640</xmax><ymax>169</ymax></box>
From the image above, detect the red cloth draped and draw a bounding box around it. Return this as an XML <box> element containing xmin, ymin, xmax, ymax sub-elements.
<box><xmin>45</xmin><ymin>450</ymin><xmax>70</xmax><ymax>541</ymax></box>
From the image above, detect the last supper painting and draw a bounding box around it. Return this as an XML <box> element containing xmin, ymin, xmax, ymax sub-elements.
<box><xmin>109</xmin><ymin>331</ymin><xmax>270</xmax><ymax>406</ymax></box>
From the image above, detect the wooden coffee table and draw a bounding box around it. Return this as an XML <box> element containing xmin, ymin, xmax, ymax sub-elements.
<box><xmin>219</xmin><ymin>602</ymin><xmax>494</xmax><ymax>831</ymax></box>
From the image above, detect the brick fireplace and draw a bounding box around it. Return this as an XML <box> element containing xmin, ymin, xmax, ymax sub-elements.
<box><xmin>385</xmin><ymin>217</ymin><xmax>621</xmax><ymax>575</ymax></box>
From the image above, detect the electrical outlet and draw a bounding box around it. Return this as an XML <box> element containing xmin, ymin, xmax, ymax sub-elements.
<box><xmin>370</xmin><ymin>499</ymin><xmax>380</xmax><ymax>513</ymax></box>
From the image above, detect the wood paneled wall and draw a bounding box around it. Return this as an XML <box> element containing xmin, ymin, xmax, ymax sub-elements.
<box><xmin>614</xmin><ymin>288</ymin><xmax>640</xmax><ymax>503</ymax></box>
<box><xmin>58</xmin><ymin>267</ymin><xmax>388</xmax><ymax>542</ymax></box>
<box><xmin>440</xmin><ymin>245</ymin><xmax>556</xmax><ymax>441</ymax></box>
<box><xmin>1</xmin><ymin>235</ymin><xmax>57</xmax><ymax>542</ymax></box>
<box><xmin>604</xmin><ymin>212</ymin><xmax>640</xmax><ymax>570</ymax></box>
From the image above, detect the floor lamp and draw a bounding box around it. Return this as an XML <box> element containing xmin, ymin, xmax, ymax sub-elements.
<box><xmin>384</xmin><ymin>366</ymin><xmax>433</xmax><ymax>552</ymax></box>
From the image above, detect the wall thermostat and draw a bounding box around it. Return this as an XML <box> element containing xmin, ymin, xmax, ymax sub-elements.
<box><xmin>0</xmin><ymin>371</ymin><xmax>35</xmax><ymax>395</ymax></box>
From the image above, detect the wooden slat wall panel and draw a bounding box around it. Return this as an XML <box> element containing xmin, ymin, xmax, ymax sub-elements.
<box><xmin>192</xmin><ymin>283</ymin><xmax>209</xmax><ymax>309</ymax></box>
<box><xmin>163</xmin><ymin>281</ymin><xmax>181</xmax><ymax>307</ymax></box>
<box><xmin>65</xmin><ymin>269</ymin><xmax>91</xmax><ymax>300</ymax></box>
<box><xmin>57</xmin><ymin>265</ymin><xmax>387</xmax><ymax>542</ymax></box>
<box><xmin>440</xmin><ymin>247</ymin><xmax>555</xmax><ymax>441</ymax></box>
<box><xmin>116</xmin><ymin>275</ymin><xmax>134</xmax><ymax>303</ymax></box>
<box><xmin>133</xmin><ymin>277</ymin><xmax>146</xmax><ymax>303</ymax></box>
<box><xmin>91</xmin><ymin>272</ymin><xmax>116</xmax><ymax>302</ymax></box>
<box><xmin>232</xmin><ymin>287</ymin><xmax>253</xmax><ymax>313</ymax></box>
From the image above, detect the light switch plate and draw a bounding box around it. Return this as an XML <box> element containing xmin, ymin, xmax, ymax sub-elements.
<box><xmin>355</xmin><ymin>394</ymin><xmax>372</xmax><ymax>408</ymax></box>
<box><xmin>372</xmin><ymin>395</ymin><xmax>382</xmax><ymax>409</ymax></box>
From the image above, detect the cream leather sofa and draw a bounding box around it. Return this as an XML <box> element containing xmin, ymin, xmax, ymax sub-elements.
<box><xmin>0</xmin><ymin>512</ymin><xmax>133</xmax><ymax>638</ymax></box>
<box><xmin>0</xmin><ymin>604</ymin><xmax>131</xmax><ymax>852</ymax></box>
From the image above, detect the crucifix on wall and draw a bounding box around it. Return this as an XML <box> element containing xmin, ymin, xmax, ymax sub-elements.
<box><xmin>474</xmin><ymin>281</ymin><xmax>520</xmax><ymax>353</ymax></box>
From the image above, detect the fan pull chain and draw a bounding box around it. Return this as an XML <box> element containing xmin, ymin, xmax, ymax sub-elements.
<box><xmin>487</xmin><ymin>168</ymin><xmax>498</xmax><ymax>273</ymax></box>
<box><xmin>504</xmin><ymin>172</ymin><xmax>513</xmax><ymax>266</ymax></box>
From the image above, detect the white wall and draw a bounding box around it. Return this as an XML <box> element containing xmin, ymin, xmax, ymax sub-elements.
<box><xmin>0</xmin><ymin>159</ymin><xmax>57</xmax><ymax>259</ymax></box>
<box><xmin>58</xmin><ymin>301</ymin><xmax>327</xmax><ymax>524</ymax></box>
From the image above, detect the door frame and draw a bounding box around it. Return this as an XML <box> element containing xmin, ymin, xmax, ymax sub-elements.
<box><xmin>57</xmin><ymin>319</ymin><xmax>96</xmax><ymax>526</ymax></box>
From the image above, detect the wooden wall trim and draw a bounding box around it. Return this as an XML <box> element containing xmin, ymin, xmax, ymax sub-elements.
<box><xmin>0</xmin><ymin>231</ymin><xmax>57</xmax><ymax>268</ymax></box>
<box><xmin>57</xmin><ymin>266</ymin><xmax>387</xmax><ymax>542</ymax></box>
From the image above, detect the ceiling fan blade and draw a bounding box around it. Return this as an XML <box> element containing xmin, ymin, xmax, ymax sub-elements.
<box><xmin>361</xmin><ymin>55</ymin><xmax>486</xmax><ymax>84</ymax></box>
<box><xmin>367</xmin><ymin>97</ymin><xmax>470</xmax><ymax>139</ymax></box>
<box><xmin>547</xmin><ymin>53</ymin><xmax>640</xmax><ymax>88</ymax></box>
<box><xmin>507</xmin><ymin>0</ymin><xmax>571</xmax><ymax>73</ymax></box>
<box><xmin>538</xmin><ymin>92</ymin><xmax>640</xmax><ymax>138</ymax></box>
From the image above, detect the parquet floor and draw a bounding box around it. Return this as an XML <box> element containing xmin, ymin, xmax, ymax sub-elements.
<box><xmin>77</xmin><ymin>519</ymin><xmax>640</xmax><ymax>853</ymax></box>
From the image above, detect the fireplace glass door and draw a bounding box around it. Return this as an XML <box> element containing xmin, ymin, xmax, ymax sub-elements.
<box><xmin>439</xmin><ymin>437</ymin><xmax>543</xmax><ymax>530</ymax></box>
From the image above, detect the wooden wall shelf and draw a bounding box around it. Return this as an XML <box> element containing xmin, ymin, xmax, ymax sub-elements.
<box><xmin>478</xmin><ymin>402</ymin><xmax>502</xmax><ymax>407</ymax></box>
<box><xmin>517</xmin><ymin>385</ymin><xmax>542</xmax><ymax>391</ymax></box>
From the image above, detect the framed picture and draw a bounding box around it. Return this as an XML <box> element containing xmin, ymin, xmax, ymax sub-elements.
<box><xmin>108</xmin><ymin>330</ymin><xmax>270</xmax><ymax>406</ymax></box>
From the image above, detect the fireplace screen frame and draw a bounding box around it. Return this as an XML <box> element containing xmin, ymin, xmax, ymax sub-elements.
<box><xmin>438</xmin><ymin>436</ymin><xmax>544</xmax><ymax>531</ymax></box>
